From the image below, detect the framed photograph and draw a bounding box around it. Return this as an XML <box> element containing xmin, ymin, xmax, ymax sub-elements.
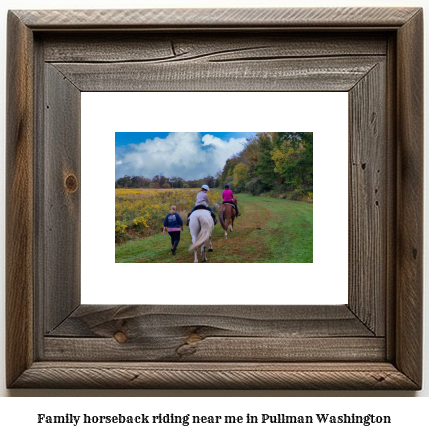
<box><xmin>82</xmin><ymin>92</ymin><xmax>346</xmax><ymax>306</ymax></box>
<box><xmin>6</xmin><ymin>7</ymin><xmax>423</xmax><ymax>389</ymax></box>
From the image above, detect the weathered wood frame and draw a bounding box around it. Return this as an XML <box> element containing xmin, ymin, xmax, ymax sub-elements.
<box><xmin>6</xmin><ymin>8</ymin><xmax>423</xmax><ymax>389</ymax></box>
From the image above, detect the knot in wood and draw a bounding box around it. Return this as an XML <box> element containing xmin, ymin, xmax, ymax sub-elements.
<box><xmin>186</xmin><ymin>333</ymin><xmax>203</xmax><ymax>344</ymax></box>
<box><xmin>65</xmin><ymin>174</ymin><xmax>78</xmax><ymax>193</ymax></box>
<box><xmin>114</xmin><ymin>331</ymin><xmax>128</xmax><ymax>343</ymax></box>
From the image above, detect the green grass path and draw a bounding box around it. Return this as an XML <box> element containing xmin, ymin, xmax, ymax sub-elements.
<box><xmin>115</xmin><ymin>194</ymin><xmax>313</xmax><ymax>263</ymax></box>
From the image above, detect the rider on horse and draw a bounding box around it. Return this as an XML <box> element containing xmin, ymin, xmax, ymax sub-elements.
<box><xmin>222</xmin><ymin>184</ymin><xmax>241</xmax><ymax>217</ymax></box>
<box><xmin>187</xmin><ymin>184</ymin><xmax>217</xmax><ymax>226</ymax></box>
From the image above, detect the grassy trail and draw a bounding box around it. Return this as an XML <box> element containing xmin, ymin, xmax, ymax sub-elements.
<box><xmin>115</xmin><ymin>194</ymin><xmax>313</xmax><ymax>263</ymax></box>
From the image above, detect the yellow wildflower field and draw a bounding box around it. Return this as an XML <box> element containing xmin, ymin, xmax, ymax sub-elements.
<box><xmin>115</xmin><ymin>188</ymin><xmax>221</xmax><ymax>243</ymax></box>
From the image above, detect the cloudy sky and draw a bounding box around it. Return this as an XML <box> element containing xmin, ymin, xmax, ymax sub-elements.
<box><xmin>115</xmin><ymin>132</ymin><xmax>255</xmax><ymax>181</ymax></box>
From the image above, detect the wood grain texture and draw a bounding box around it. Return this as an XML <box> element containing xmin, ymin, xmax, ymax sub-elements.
<box><xmin>43</xmin><ymin>64</ymin><xmax>81</xmax><ymax>333</ymax></box>
<box><xmin>52</xmin><ymin>56</ymin><xmax>383</xmax><ymax>92</ymax></box>
<box><xmin>11</xmin><ymin>362</ymin><xmax>419</xmax><ymax>390</ymax></box>
<box><xmin>6</xmin><ymin>8</ymin><xmax>424</xmax><ymax>390</ymax></box>
<box><xmin>44</xmin><ymin>337</ymin><xmax>385</xmax><ymax>362</ymax></box>
<box><xmin>42</xmin><ymin>33</ymin><xmax>388</xmax><ymax>63</ymax></box>
<box><xmin>5</xmin><ymin>11</ymin><xmax>35</xmax><ymax>388</ymax></box>
<box><xmin>33</xmin><ymin>38</ymin><xmax>47</xmax><ymax>361</ymax></box>
<box><xmin>395</xmin><ymin>10</ymin><xmax>423</xmax><ymax>388</ymax></box>
<box><xmin>14</xmin><ymin>8</ymin><xmax>420</xmax><ymax>29</ymax></box>
<box><xmin>385</xmin><ymin>34</ymin><xmax>398</xmax><ymax>363</ymax></box>
<box><xmin>43</xmin><ymin>305</ymin><xmax>380</xmax><ymax>362</ymax></box>
<box><xmin>348</xmin><ymin>61</ymin><xmax>386</xmax><ymax>336</ymax></box>
<box><xmin>47</xmin><ymin>305</ymin><xmax>375</xmax><ymax>338</ymax></box>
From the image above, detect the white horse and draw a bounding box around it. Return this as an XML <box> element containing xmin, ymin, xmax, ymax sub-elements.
<box><xmin>189</xmin><ymin>209</ymin><xmax>214</xmax><ymax>263</ymax></box>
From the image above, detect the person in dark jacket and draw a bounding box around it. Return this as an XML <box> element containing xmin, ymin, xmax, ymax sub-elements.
<box><xmin>163</xmin><ymin>205</ymin><xmax>184</xmax><ymax>255</ymax></box>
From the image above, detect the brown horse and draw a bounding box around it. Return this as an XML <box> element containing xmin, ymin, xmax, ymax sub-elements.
<box><xmin>218</xmin><ymin>196</ymin><xmax>237</xmax><ymax>239</ymax></box>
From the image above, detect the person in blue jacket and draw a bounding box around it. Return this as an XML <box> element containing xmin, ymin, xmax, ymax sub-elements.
<box><xmin>163</xmin><ymin>205</ymin><xmax>184</xmax><ymax>255</ymax></box>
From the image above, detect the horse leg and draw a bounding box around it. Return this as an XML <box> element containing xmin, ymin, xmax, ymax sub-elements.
<box><xmin>194</xmin><ymin>248</ymin><xmax>198</xmax><ymax>263</ymax></box>
<box><xmin>224</xmin><ymin>218</ymin><xmax>229</xmax><ymax>239</ymax></box>
<box><xmin>208</xmin><ymin>238</ymin><xmax>213</xmax><ymax>252</ymax></box>
<box><xmin>230</xmin><ymin>218</ymin><xmax>234</xmax><ymax>232</ymax></box>
<box><xmin>201</xmin><ymin>245</ymin><xmax>207</xmax><ymax>262</ymax></box>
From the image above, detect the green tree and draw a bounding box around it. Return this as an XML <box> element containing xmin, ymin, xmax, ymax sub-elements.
<box><xmin>204</xmin><ymin>175</ymin><xmax>216</xmax><ymax>188</ymax></box>
<box><xmin>219</xmin><ymin>156</ymin><xmax>240</xmax><ymax>187</ymax></box>
<box><xmin>271</xmin><ymin>132</ymin><xmax>313</xmax><ymax>193</ymax></box>
<box><xmin>169</xmin><ymin>176</ymin><xmax>185</xmax><ymax>189</ymax></box>
<box><xmin>115</xmin><ymin>176</ymin><xmax>132</xmax><ymax>188</ymax></box>
<box><xmin>233</xmin><ymin>163</ymin><xmax>249</xmax><ymax>192</ymax></box>
<box><xmin>217</xmin><ymin>132</ymin><xmax>313</xmax><ymax>198</ymax></box>
<box><xmin>253</xmin><ymin>133</ymin><xmax>278</xmax><ymax>190</ymax></box>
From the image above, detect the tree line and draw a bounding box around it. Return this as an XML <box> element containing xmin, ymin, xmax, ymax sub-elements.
<box><xmin>115</xmin><ymin>174</ymin><xmax>219</xmax><ymax>190</ymax></box>
<box><xmin>116</xmin><ymin>132</ymin><xmax>312</xmax><ymax>200</ymax></box>
<box><xmin>218</xmin><ymin>132</ymin><xmax>312</xmax><ymax>199</ymax></box>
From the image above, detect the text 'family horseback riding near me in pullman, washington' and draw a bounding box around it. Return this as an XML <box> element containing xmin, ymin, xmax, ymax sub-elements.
<box><xmin>36</xmin><ymin>412</ymin><xmax>391</xmax><ymax>427</ymax></box>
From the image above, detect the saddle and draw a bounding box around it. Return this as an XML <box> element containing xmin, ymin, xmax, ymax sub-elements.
<box><xmin>194</xmin><ymin>205</ymin><xmax>210</xmax><ymax>211</ymax></box>
<box><xmin>221</xmin><ymin>201</ymin><xmax>240</xmax><ymax>217</ymax></box>
<box><xmin>187</xmin><ymin>205</ymin><xmax>217</xmax><ymax>226</ymax></box>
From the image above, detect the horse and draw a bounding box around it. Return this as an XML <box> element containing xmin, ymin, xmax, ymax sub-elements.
<box><xmin>218</xmin><ymin>196</ymin><xmax>237</xmax><ymax>239</ymax></box>
<box><xmin>188</xmin><ymin>209</ymin><xmax>214</xmax><ymax>263</ymax></box>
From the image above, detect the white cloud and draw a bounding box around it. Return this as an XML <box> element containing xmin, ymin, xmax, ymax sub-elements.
<box><xmin>115</xmin><ymin>132</ymin><xmax>247</xmax><ymax>180</ymax></box>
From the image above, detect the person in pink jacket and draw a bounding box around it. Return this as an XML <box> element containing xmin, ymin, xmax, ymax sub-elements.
<box><xmin>222</xmin><ymin>184</ymin><xmax>240</xmax><ymax>217</ymax></box>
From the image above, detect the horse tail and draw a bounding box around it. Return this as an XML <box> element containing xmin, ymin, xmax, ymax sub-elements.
<box><xmin>189</xmin><ymin>213</ymin><xmax>212</xmax><ymax>252</ymax></box>
<box><xmin>218</xmin><ymin>206</ymin><xmax>227</xmax><ymax>231</ymax></box>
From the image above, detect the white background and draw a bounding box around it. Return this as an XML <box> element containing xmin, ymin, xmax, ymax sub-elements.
<box><xmin>0</xmin><ymin>0</ymin><xmax>428</xmax><ymax>428</ymax></box>
<box><xmin>82</xmin><ymin>92</ymin><xmax>348</xmax><ymax>305</ymax></box>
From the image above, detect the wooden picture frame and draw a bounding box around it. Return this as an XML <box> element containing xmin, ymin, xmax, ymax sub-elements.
<box><xmin>6</xmin><ymin>7</ymin><xmax>423</xmax><ymax>389</ymax></box>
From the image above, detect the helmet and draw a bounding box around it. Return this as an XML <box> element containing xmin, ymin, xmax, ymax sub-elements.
<box><xmin>224</xmin><ymin>184</ymin><xmax>230</xmax><ymax>189</ymax></box>
<box><xmin>201</xmin><ymin>184</ymin><xmax>210</xmax><ymax>191</ymax></box>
